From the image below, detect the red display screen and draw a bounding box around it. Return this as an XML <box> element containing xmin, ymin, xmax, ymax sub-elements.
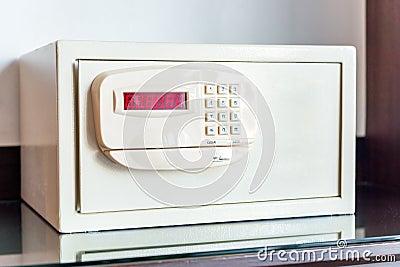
<box><xmin>123</xmin><ymin>92</ymin><xmax>187</xmax><ymax>110</ymax></box>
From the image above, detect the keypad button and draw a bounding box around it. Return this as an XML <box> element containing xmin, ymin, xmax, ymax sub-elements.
<box><xmin>205</xmin><ymin>112</ymin><xmax>215</xmax><ymax>121</ymax></box>
<box><xmin>205</xmin><ymin>84</ymin><xmax>216</xmax><ymax>94</ymax></box>
<box><xmin>218</xmin><ymin>85</ymin><xmax>228</xmax><ymax>94</ymax></box>
<box><xmin>230</xmin><ymin>125</ymin><xmax>241</xmax><ymax>135</ymax></box>
<box><xmin>230</xmin><ymin>112</ymin><xmax>240</xmax><ymax>121</ymax></box>
<box><xmin>205</xmin><ymin>98</ymin><xmax>216</xmax><ymax>108</ymax></box>
<box><xmin>218</xmin><ymin>98</ymin><xmax>228</xmax><ymax>108</ymax></box>
<box><xmin>219</xmin><ymin>125</ymin><xmax>228</xmax><ymax>135</ymax></box>
<box><xmin>230</xmin><ymin>98</ymin><xmax>240</xmax><ymax>108</ymax></box>
<box><xmin>230</xmin><ymin>84</ymin><xmax>239</xmax><ymax>94</ymax></box>
<box><xmin>206</xmin><ymin>126</ymin><xmax>216</xmax><ymax>136</ymax></box>
<box><xmin>218</xmin><ymin>112</ymin><xmax>228</xmax><ymax>121</ymax></box>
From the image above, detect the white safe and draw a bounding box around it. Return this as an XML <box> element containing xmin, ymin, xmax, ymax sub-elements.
<box><xmin>20</xmin><ymin>41</ymin><xmax>356</xmax><ymax>233</ymax></box>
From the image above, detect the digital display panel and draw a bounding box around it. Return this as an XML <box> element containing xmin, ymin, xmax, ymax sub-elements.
<box><xmin>123</xmin><ymin>92</ymin><xmax>187</xmax><ymax>110</ymax></box>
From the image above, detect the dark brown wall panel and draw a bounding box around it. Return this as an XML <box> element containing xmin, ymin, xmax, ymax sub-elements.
<box><xmin>0</xmin><ymin>147</ymin><xmax>20</xmax><ymax>200</ymax></box>
<box><xmin>367</xmin><ymin>0</ymin><xmax>400</xmax><ymax>186</ymax></box>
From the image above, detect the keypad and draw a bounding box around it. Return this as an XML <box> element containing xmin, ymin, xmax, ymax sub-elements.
<box><xmin>206</xmin><ymin>126</ymin><xmax>216</xmax><ymax>135</ymax></box>
<box><xmin>230</xmin><ymin>98</ymin><xmax>240</xmax><ymax>108</ymax></box>
<box><xmin>219</xmin><ymin>125</ymin><xmax>229</xmax><ymax>135</ymax></box>
<box><xmin>218</xmin><ymin>85</ymin><xmax>228</xmax><ymax>94</ymax></box>
<box><xmin>218</xmin><ymin>98</ymin><xmax>228</xmax><ymax>108</ymax></box>
<box><xmin>230</xmin><ymin>125</ymin><xmax>241</xmax><ymax>135</ymax></box>
<box><xmin>218</xmin><ymin>112</ymin><xmax>228</xmax><ymax>121</ymax></box>
<box><xmin>204</xmin><ymin>83</ymin><xmax>241</xmax><ymax>136</ymax></box>
<box><xmin>230</xmin><ymin>111</ymin><xmax>240</xmax><ymax>121</ymax></box>
<box><xmin>230</xmin><ymin>85</ymin><xmax>239</xmax><ymax>94</ymax></box>
<box><xmin>205</xmin><ymin>98</ymin><xmax>216</xmax><ymax>108</ymax></box>
<box><xmin>205</xmin><ymin>112</ymin><xmax>215</xmax><ymax>121</ymax></box>
<box><xmin>205</xmin><ymin>84</ymin><xmax>216</xmax><ymax>94</ymax></box>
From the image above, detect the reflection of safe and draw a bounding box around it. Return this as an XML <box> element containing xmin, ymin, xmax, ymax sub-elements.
<box><xmin>20</xmin><ymin>41</ymin><xmax>356</xmax><ymax>233</ymax></box>
<box><xmin>20</xmin><ymin>204</ymin><xmax>355</xmax><ymax>264</ymax></box>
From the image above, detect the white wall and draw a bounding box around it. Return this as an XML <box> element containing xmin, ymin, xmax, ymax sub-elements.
<box><xmin>0</xmin><ymin>0</ymin><xmax>365</xmax><ymax>145</ymax></box>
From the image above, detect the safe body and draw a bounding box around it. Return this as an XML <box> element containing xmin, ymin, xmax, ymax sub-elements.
<box><xmin>20</xmin><ymin>41</ymin><xmax>355</xmax><ymax>233</ymax></box>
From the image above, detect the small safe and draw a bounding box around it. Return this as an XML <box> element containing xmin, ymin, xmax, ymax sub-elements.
<box><xmin>20</xmin><ymin>41</ymin><xmax>356</xmax><ymax>233</ymax></box>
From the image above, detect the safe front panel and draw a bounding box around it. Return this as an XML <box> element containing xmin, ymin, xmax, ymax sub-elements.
<box><xmin>78</xmin><ymin>60</ymin><xmax>341</xmax><ymax>214</ymax></box>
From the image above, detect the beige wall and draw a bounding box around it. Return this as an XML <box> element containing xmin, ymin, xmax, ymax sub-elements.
<box><xmin>0</xmin><ymin>0</ymin><xmax>365</xmax><ymax>145</ymax></box>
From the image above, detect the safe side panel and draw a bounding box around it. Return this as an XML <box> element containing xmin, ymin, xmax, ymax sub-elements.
<box><xmin>20</xmin><ymin>43</ymin><xmax>60</xmax><ymax>228</ymax></box>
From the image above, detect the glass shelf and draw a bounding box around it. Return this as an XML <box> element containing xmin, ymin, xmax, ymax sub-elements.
<box><xmin>0</xmin><ymin>184</ymin><xmax>398</xmax><ymax>266</ymax></box>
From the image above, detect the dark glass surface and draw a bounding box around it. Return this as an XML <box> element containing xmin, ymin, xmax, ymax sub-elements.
<box><xmin>356</xmin><ymin>184</ymin><xmax>400</xmax><ymax>237</ymax></box>
<box><xmin>0</xmin><ymin>184</ymin><xmax>398</xmax><ymax>266</ymax></box>
<box><xmin>0</xmin><ymin>201</ymin><xmax>21</xmax><ymax>255</ymax></box>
